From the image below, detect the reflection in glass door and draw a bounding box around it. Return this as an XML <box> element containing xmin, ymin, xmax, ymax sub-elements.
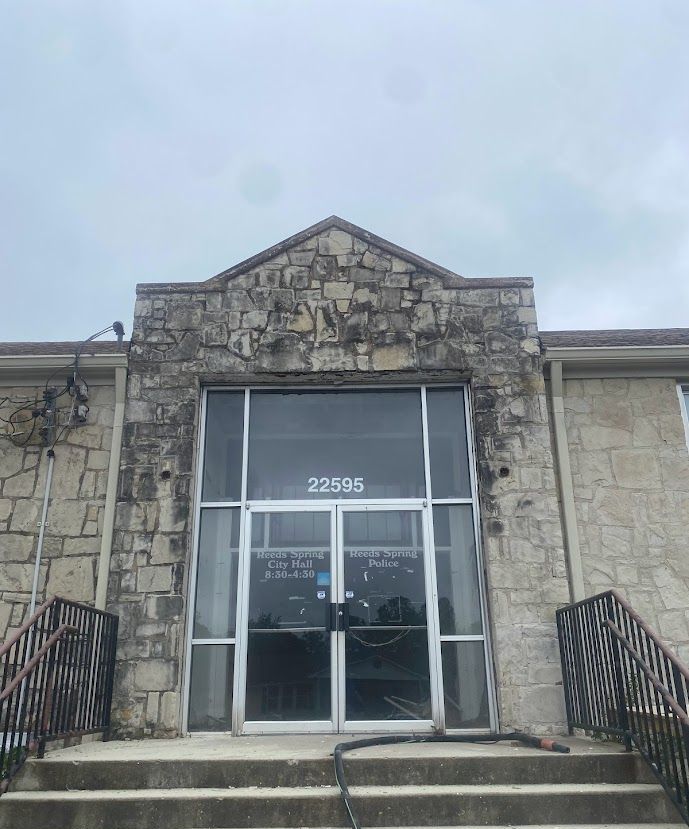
<box><xmin>338</xmin><ymin>507</ymin><xmax>433</xmax><ymax>729</ymax></box>
<box><xmin>241</xmin><ymin>508</ymin><xmax>336</xmax><ymax>731</ymax></box>
<box><xmin>238</xmin><ymin>504</ymin><xmax>436</xmax><ymax>733</ymax></box>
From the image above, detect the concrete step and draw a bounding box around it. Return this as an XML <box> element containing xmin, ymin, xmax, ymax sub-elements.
<box><xmin>13</xmin><ymin>752</ymin><xmax>653</xmax><ymax>791</ymax></box>
<box><xmin>0</xmin><ymin>783</ymin><xmax>682</xmax><ymax>828</ymax></box>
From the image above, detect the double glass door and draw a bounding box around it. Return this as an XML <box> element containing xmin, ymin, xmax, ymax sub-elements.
<box><xmin>238</xmin><ymin>503</ymin><xmax>436</xmax><ymax>732</ymax></box>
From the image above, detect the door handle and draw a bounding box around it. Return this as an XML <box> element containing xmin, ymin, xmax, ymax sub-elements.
<box><xmin>337</xmin><ymin>602</ymin><xmax>350</xmax><ymax>632</ymax></box>
<box><xmin>326</xmin><ymin>603</ymin><xmax>338</xmax><ymax>632</ymax></box>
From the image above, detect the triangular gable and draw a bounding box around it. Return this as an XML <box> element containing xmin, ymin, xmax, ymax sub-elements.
<box><xmin>202</xmin><ymin>215</ymin><xmax>466</xmax><ymax>287</ymax></box>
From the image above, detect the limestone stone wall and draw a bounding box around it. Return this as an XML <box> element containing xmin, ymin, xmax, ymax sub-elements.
<box><xmin>0</xmin><ymin>384</ymin><xmax>115</xmax><ymax>640</ymax></box>
<box><xmin>563</xmin><ymin>377</ymin><xmax>689</xmax><ymax>660</ymax></box>
<box><xmin>110</xmin><ymin>223</ymin><xmax>570</xmax><ymax>737</ymax></box>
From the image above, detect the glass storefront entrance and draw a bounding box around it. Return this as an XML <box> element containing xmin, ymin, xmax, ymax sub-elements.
<box><xmin>185</xmin><ymin>387</ymin><xmax>494</xmax><ymax>734</ymax></box>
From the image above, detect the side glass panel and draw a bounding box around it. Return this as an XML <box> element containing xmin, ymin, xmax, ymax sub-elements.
<box><xmin>342</xmin><ymin>510</ymin><xmax>431</xmax><ymax>721</ymax></box>
<box><xmin>247</xmin><ymin>390</ymin><xmax>425</xmax><ymax>500</ymax></box>
<box><xmin>245</xmin><ymin>511</ymin><xmax>332</xmax><ymax>721</ymax></box>
<box><xmin>188</xmin><ymin>644</ymin><xmax>234</xmax><ymax>731</ymax></box>
<box><xmin>193</xmin><ymin>508</ymin><xmax>241</xmax><ymax>638</ymax></box>
<box><xmin>442</xmin><ymin>641</ymin><xmax>490</xmax><ymax>729</ymax></box>
<box><xmin>433</xmin><ymin>505</ymin><xmax>483</xmax><ymax>636</ymax></box>
<box><xmin>202</xmin><ymin>391</ymin><xmax>244</xmax><ymax>502</ymax></box>
<box><xmin>426</xmin><ymin>387</ymin><xmax>471</xmax><ymax>499</ymax></box>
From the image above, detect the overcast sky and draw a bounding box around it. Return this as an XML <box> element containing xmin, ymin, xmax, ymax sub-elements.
<box><xmin>1</xmin><ymin>1</ymin><xmax>688</xmax><ymax>342</ymax></box>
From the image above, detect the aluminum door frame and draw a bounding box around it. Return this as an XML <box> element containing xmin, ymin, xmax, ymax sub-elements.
<box><xmin>235</xmin><ymin>500</ymin><xmax>439</xmax><ymax>734</ymax></box>
<box><xmin>183</xmin><ymin>383</ymin><xmax>499</xmax><ymax>736</ymax></box>
<box><xmin>336</xmin><ymin>502</ymin><xmax>439</xmax><ymax>733</ymax></box>
<box><xmin>235</xmin><ymin>502</ymin><xmax>338</xmax><ymax>734</ymax></box>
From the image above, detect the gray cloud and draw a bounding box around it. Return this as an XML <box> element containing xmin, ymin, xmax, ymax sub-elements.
<box><xmin>1</xmin><ymin>0</ymin><xmax>687</xmax><ymax>340</ymax></box>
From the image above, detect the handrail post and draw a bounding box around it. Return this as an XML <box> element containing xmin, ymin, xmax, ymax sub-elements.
<box><xmin>556</xmin><ymin>610</ymin><xmax>575</xmax><ymax>735</ymax></box>
<box><xmin>606</xmin><ymin>595</ymin><xmax>632</xmax><ymax>752</ymax></box>
<box><xmin>37</xmin><ymin>654</ymin><xmax>56</xmax><ymax>760</ymax></box>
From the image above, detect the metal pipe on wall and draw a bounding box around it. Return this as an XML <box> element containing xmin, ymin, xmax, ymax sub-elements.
<box><xmin>29</xmin><ymin>449</ymin><xmax>55</xmax><ymax>617</ymax></box>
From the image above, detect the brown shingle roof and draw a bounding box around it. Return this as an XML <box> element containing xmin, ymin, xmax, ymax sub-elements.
<box><xmin>541</xmin><ymin>329</ymin><xmax>689</xmax><ymax>348</ymax></box>
<box><xmin>0</xmin><ymin>341</ymin><xmax>129</xmax><ymax>356</ymax></box>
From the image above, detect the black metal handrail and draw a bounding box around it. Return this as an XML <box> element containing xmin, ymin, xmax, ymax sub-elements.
<box><xmin>557</xmin><ymin>588</ymin><xmax>689</xmax><ymax>823</ymax></box>
<box><xmin>0</xmin><ymin>596</ymin><xmax>118</xmax><ymax>793</ymax></box>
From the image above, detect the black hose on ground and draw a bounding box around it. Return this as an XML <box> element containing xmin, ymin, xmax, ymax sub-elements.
<box><xmin>332</xmin><ymin>732</ymin><xmax>571</xmax><ymax>829</ymax></box>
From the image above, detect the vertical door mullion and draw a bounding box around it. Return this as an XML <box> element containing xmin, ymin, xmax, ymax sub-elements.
<box><xmin>233</xmin><ymin>507</ymin><xmax>251</xmax><ymax>734</ymax></box>
<box><xmin>336</xmin><ymin>505</ymin><xmax>346</xmax><ymax>731</ymax></box>
<box><xmin>421</xmin><ymin>504</ymin><xmax>443</xmax><ymax>731</ymax></box>
<box><xmin>330</xmin><ymin>506</ymin><xmax>340</xmax><ymax>733</ymax></box>
<box><xmin>181</xmin><ymin>388</ymin><xmax>208</xmax><ymax>733</ymax></box>
<box><xmin>421</xmin><ymin>386</ymin><xmax>445</xmax><ymax>732</ymax></box>
<box><xmin>232</xmin><ymin>388</ymin><xmax>251</xmax><ymax>735</ymax></box>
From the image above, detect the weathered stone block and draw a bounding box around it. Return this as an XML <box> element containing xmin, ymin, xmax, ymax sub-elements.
<box><xmin>323</xmin><ymin>282</ymin><xmax>354</xmax><ymax>300</ymax></box>
<box><xmin>46</xmin><ymin>500</ymin><xmax>88</xmax><ymax>536</ymax></box>
<box><xmin>145</xmin><ymin>595</ymin><xmax>183</xmax><ymax>620</ymax></box>
<box><xmin>3</xmin><ymin>470</ymin><xmax>36</xmax><ymax>498</ymax></box>
<box><xmin>8</xmin><ymin>500</ymin><xmax>40</xmax><ymax>534</ymax></box>
<box><xmin>87</xmin><ymin>449</ymin><xmax>110</xmax><ymax>471</ymax></box>
<box><xmin>286</xmin><ymin>303</ymin><xmax>314</xmax><ymax>333</ymax></box>
<box><xmin>167</xmin><ymin>305</ymin><xmax>203</xmax><ymax>330</ymax></box>
<box><xmin>317</xmin><ymin>230</ymin><xmax>352</xmax><ymax>255</ymax></box>
<box><xmin>287</xmin><ymin>249</ymin><xmax>316</xmax><ymax>267</ymax></box>
<box><xmin>159</xmin><ymin>691</ymin><xmax>179</xmax><ymax>730</ymax></box>
<box><xmin>0</xmin><ymin>450</ymin><xmax>23</xmax><ymax>479</ymax></box>
<box><xmin>203</xmin><ymin>323</ymin><xmax>228</xmax><ymax>346</ymax></box>
<box><xmin>371</xmin><ymin>341</ymin><xmax>415</xmax><ymax>371</ymax></box>
<box><xmin>1</xmin><ymin>533</ymin><xmax>34</xmax><ymax>561</ymax></box>
<box><xmin>611</xmin><ymin>448</ymin><xmax>661</xmax><ymax>489</ymax></box>
<box><xmin>309</xmin><ymin>345</ymin><xmax>356</xmax><ymax>371</ymax></box>
<box><xmin>134</xmin><ymin>659</ymin><xmax>176</xmax><ymax>692</ymax></box>
<box><xmin>222</xmin><ymin>291</ymin><xmax>254</xmax><ymax>312</ymax></box>
<box><xmin>48</xmin><ymin>556</ymin><xmax>95</xmax><ymax>602</ymax></box>
<box><xmin>137</xmin><ymin>565</ymin><xmax>172</xmax><ymax>593</ymax></box>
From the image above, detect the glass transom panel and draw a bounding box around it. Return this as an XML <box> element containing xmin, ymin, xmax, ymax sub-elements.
<box><xmin>247</xmin><ymin>389</ymin><xmax>425</xmax><ymax>500</ymax></box>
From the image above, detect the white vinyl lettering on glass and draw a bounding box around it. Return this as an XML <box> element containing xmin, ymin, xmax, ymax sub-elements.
<box><xmin>306</xmin><ymin>477</ymin><xmax>364</xmax><ymax>493</ymax></box>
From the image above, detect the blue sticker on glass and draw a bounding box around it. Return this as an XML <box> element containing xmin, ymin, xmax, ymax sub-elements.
<box><xmin>317</xmin><ymin>572</ymin><xmax>330</xmax><ymax>586</ymax></box>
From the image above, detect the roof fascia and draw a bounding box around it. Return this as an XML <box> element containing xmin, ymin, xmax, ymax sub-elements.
<box><xmin>543</xmin><ymin>345</ymin><xmax>689</xmax><ymax>379</ymax></box>
<box><xmin>0</xmin><ymin>353</ymin><xmax>128</xmax><ymax>386</ymax></box>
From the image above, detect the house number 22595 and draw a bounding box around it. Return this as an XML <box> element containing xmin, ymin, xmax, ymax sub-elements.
<box><xmin>307</xmin><ymin>477</ymin><xmax>364</xmax><ymax>493</ymax></box>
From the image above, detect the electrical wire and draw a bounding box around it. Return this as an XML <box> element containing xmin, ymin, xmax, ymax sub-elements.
<box><xmin>332</xmin><ymin>733</ymin><xmax>571</xmax><ymax>829</ymax></box>
<box><xmin>1</xmin><ymin>322</ymin><xmax>123</xmax><ymax>448</ymax></box>
<box><xmin>49</xmin><ymin>398</ymin><xmax>76</xmax><ymax>450</ymax></box>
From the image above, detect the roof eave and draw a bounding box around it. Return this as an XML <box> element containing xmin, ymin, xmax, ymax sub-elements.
<box><xmin>543</xmin><ymin>344</ymin><xmax>689</xmax><ymax>379</ymax></box>
<box><xmin>0</xmin><ymin>352</ymin><xmax>128</xmax><ymax>386</ymax></box>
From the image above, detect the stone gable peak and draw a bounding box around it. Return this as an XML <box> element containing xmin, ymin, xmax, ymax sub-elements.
<box><xmin>202</xmin><ymin>216</ymin><xmax>466</xmax><ymax>288</ymax></box>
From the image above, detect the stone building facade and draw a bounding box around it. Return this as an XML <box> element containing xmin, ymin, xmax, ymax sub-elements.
<box><xmin>542</xmin><ymin>332</ymin><xmax>689</xmax><ymax>662</ymax></box>
<box><xmin>2</xmin><ymin>218</ymin><xmax>689</xmax><ymax>743</ymax></box>
<box><xmin>108</xmin><ymin>217</ymin><xmax>570</xmax><ymax>738</ymax></box>
<box><xmin>0</xmin><ymin>343</ymin><xmax>127</xmax><ymax>640</ymax></box>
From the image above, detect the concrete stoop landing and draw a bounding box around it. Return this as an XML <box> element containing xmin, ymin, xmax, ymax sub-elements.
<box><xmin>0</xmin><ymin>735</ymin><xmax>682</xmax><ymax>829</ymax></box>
